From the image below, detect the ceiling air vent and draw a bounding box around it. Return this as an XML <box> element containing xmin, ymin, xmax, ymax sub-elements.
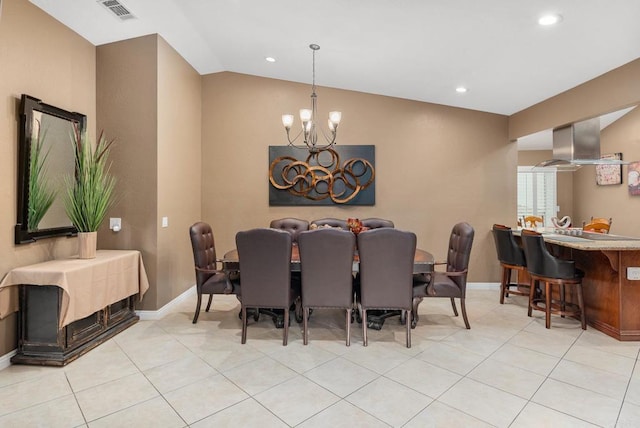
<box><xmin>96</xmin><ymin>0</ymin><xmax>136</xmax><ymax>21</ymax></box>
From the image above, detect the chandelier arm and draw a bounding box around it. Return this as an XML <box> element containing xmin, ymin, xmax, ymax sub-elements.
<box><xmin>285</xmin><ymin>128</ymin><xmax>304</xmax><ymax>146</ymax></box>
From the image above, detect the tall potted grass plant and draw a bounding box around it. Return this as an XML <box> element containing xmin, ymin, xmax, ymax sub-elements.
<box><xmin>64</xmin><ymin>125</ymin><xmax>116</xmax><ymax>258</ymax></box>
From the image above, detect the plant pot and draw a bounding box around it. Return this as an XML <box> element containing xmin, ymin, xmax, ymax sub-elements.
<box><xmin>77</xmin><ymin>231</ymin><xmax>97</xmax><ymax>259</ymax></box>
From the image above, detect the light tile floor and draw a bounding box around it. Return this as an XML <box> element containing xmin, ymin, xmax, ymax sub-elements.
<box><xmin>1</xmin><ymin>289</ymin><xmax>640</xmax><ymax>427</ymax></box>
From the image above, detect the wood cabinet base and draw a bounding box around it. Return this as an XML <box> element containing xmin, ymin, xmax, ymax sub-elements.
<box><xmin>12</xmin><ymin>285</ymin><xmax>139</xmax><ymax>366</ymax></box>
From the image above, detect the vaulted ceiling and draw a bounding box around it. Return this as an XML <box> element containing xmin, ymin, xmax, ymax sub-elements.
<box><xmin>29</xmin><ymin>0</ymin><xmax>640</xmax><ymax>149</ymax></box>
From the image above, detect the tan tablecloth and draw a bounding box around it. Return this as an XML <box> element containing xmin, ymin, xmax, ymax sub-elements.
<box><xmin>0</xmin><ymin>250</ymin><xmax>149</xmax><ymax>327</ymax></box>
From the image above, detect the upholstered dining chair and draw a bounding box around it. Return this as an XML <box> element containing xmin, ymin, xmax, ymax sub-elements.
<box><xmin>492</xmin><ymin>224</ymin><xmax>529</xmax><ymax>304</ymax></box>
<box><xmin>310</xmin><ymin>218</ymin><xmax>349</xmax><ymax>230</ymax></box>
<box><xmin>298</xmin><ymin>228</ymin><xmax>356</xmax><ymax>345</ymax></box>
<box><xmin>360</xmin><ymin>218</ymin><xmax>395</xmax><ymax>229</ymax></box>
<box><xmin>357</xmin><ymin>228</ymin><xmax>416</xmax><ymax>347</ymax></box>
<box><xmin>520</xmin><ymin>229</ymin><xmax>586</xmax><ymax>330</ymax></box>
<box><xmin>413</xmin><ymin>222</ymin><xmax>474</xmax><ymax>329</ymax></box>
<box><xmin>269</xmin><ymin>218</ymin><xmax>310</xmax><ymax>243</ymax></box>
<box><xmin>189</xmin><ymin>222</ymin><xmax>237</xmax><ymax>324</ymax></box>
<box><xmin>236</xmin><ymin>228</ymin><xmax>297</xmax><ymax>345</ymax></box>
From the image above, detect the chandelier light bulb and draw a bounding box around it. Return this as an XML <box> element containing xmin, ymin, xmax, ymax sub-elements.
<box><xmin>329</xmin><ymin>111</ymin><xmax>342</xmax><ymax>125</ymax></box>
<box><xmin>300</xmin><ymin>109</ymin><xmax>312</xmax><ymax>122</ymax></box>
<box><xmin>282</xmin><ymin>114</ymin><xmax>294</xmax><ymax>129</ymax></box>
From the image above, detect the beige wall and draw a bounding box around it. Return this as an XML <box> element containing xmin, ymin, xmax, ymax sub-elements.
<box><xmin>97</xmin><ymin>35</ymin><xmax>202</xmax><ymax>310</ymax></box>
<box><xmin>511</xmin><ymin>57</ymin><xmax>640</xmax><ymax>236</ymax></box>
<box><xmin>572</xmin><ymin>108</ymin><xmax>640</xmax><ymax>235</ymax></box>
<box><xmin>201</xmin><ymin>72</ymin><xmax>511</xmax><ymax>283</ymax></box>
<box><xmin>156</xmin><ymin>37</ymin><xmax>202</xmax><ymax>306</ymax></box>
<box><xmin>0</xmin><ymin>0</ymin><xmax>96</xmax><ymax>355</ymax></box>
<box><xmin>509</xmin><ymin>58</ymin><xmax>640</xmax><ymax>141</ymax></box>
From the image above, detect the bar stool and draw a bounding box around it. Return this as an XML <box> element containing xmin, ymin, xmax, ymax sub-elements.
<box><xmin>492</xmin><ymin>224</ymin><xmax>529</xmax><ymax>304</ymax></box>
<box><xmin>520</xmin><ymin>230</ymin><xmax>586</xmax><ymax>330</ymax></box>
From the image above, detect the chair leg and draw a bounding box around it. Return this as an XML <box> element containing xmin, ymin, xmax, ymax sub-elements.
<box><xmin>560</xmin><ymin>284</ymin><xmax>566</xmax><ymax>318</ymax></box>
<box><xmin>362</xmin><ymin>308</ymin><xmax>368</xmax><ymax>347</ymax></box>
<box><xmin>577</xmin><ymin>283</ymin><xmax>587</xmax><ymax>330</ymax></box>
<box><xmin>303</xmin><ymin>307</ymin><xmax>309</xmax><ymax>345</ymax></box>
<box><xmin>411</xmin><ymin>297</ymin><xmax>423</xmax><ymax>328</ymax></box>
<box><xmin>283</xmin><ymin>308</ymin><xmax>290</xmax><ymax>346</ymax></box>
<box><xmin>406</xmin><ymin>309</ymin><xmax>412</xmax><ymax>348</ymax></box>
<box><xmin>205</xmin><ymin>294</ymin><xmax>213</xmax><ymax>312</ymax></box>
<box><xmin>527</xmin><ymin>278</ymin><xmax>535</xmax><ymax>317</ymax></box>
<box><xmin>545</xmin><ymin>282</ymin><xmax>552</xmax><ymax>329</ymax></box>
<box><xmin>241</xmin><ymin>306</ymin><xmax>248</xmax><ymax>344</ymax></box>
<box><xmin>500</xmin><ymin>266</ymin><xmax>507</xmax><ymax>304</ymax></box>
<box><xmin>460</xmin><ymin>298</ymin><xmax>470</xmax><ymax>329</ymax></box>
<box><xmin>192</xmin><ymin>291</ymin><xmax>203</xmax><ymax>324</ymax></box>
<box><xmin>346</xmin><ymin>308</ymin><xmax>351</xmax><ymax>346</ymax></box>
<box><xmin>450</xmin><ymin>298</ymin><xmax>459</xmax><ymax>316</ymax></box>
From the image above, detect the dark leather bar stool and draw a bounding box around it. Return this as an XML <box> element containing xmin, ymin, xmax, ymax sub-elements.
<box><xmin>491</xmin><ymin>224</ymin><xmax>529</xmax><ymax>304</ymax></box>
<box><xmin>520</xmin><ymin>230</ymin><xmax>586</xmax><ymax>330</ymax></box>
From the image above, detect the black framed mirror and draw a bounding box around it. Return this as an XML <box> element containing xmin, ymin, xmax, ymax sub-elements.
<box><xmin>15</xmin><ymin>94</ymin><xmax>86</xmax><ymax>244</ymax></box>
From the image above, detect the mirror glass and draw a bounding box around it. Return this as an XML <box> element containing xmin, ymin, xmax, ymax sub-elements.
<box><xmin>15</xmin><ymin>94</ymin><xmax>86</xmax><ymax>244</ymax></box>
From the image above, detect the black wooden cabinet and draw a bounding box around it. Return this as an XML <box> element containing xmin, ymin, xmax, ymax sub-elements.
<box><xmin>12</xmin><ymin>285</ymin><xmax>139</xmax><ymax>366</ymax></box>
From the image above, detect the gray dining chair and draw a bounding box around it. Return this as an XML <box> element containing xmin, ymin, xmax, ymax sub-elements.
<box><xmin>189</xmin><ymin>222</ymin><xmax>238</xmax><ymax>324</ymax></box>
<box><xmin>360</xmin><ymin>218</ymin><xmax>395</xmax><ymax>229</ymax></box>
<box><xmin>298</xmin><ymin>228</ymin><xmax>356</xmax><ymax>345</ymax></box>
<box><xmin>236</xmin><ymin>228</ymin><xmax>297</xmax><ymax>345</ymax></box>
<box><xmin>269</xmin><ymin>217</ymin><xmax>310</xmax><ymax>243</ymax></box>
<box><xmin>413</xmin><ymin>222</ymin><xmax>474</xmax><ymax>329</ymax></box>
<box><xmin>357</xmin><ymin>228</ymin><xmax>416</xmax><ymax>347</ymax></box>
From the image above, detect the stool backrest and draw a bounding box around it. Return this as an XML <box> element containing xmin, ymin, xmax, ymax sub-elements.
<box><xmin>492</xmin><ymin>224</ymin><xmax>526</xmax><ymax>267</ymax></box>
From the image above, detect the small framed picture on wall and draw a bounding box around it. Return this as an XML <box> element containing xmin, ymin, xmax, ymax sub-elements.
<box><xmin>629</xmin><ymin>161</ymin><xmax>640</xmax><ymax>196</ymax></box>
<box><xmin>595</xmin><ymin>153</ymin><xmax>623</xmax><ymax>185</ymax></box>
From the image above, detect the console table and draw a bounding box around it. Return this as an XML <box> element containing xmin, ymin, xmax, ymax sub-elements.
<box><xmin>0</xmin><ymin>250</ymin><xmax>149</xmax><ymax>365</ymax></box>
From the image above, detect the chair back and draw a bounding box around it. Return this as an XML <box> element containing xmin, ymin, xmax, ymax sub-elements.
<box><xmin>236</xmin><ymin>228</ymin><xmax>292</xmax><ymax>308</ymax></box>
<box><xmin>269</xmin><ymin>218</ymin><xmax>310</xmax><ymax>243</ymax></box>
<box><xmin>357</xmin><ymin>228</ymin><xmax>416</xmax><ymax>309</ymax></box>
<box><xmin>360</xmin><ymin>218</ymin><xmax>394</xmax><ymax>229</ymax></box>
<box><xmin>298</xmin><ymin>229</ymin><xmax>356</xmax><ymax>308</ymax></box>
<box><xmin>445</xmin><ymin>222</ymin><xmax>475</xmax><ymax>289</ymax></box>
<box><xmin>520</xmin><ymin>229</ymin><xmax>577</xmax><ymax>279</ymax></box>
<box><xmin>491</xmin><ymin>224</ymin><xmax>526</xmax><ymax>267</ymax></box>
<box><xmin>310</xmin><ymin>218</ymin><xmax>349</xmax><ymax>230</ymax></box>
<box><xmin>189</xmin><ymin>222</ymin><xmax>218</xmax><ymax>286</ymax></box>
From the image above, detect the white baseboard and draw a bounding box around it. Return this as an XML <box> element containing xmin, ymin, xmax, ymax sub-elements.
<box><xmin>136</xmin><ymin>285</ymin><xmax>195</xmax><ymax>321</ymax></box>
<box><xmin>468</xmin><ymin>282</ymin><xmax>500</xmax><ymax>290</ymax></box>
<box><xmin>0</xmin><ymin>349</ymin><xmax>17</xmax><ymax>371</ymax></box>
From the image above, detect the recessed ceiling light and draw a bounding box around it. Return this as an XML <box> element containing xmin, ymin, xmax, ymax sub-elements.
<box><xmin>455</xmin><ymin>86</ymin><xmax>468</xmax><ymax>94</ymax></box>
<box><xmin>538</xmin><ymin>14</ymin><xmax>562</xmax><ymax>26</ymax></box>
<box><xmin>265</xmin><ymin>57</ymin><xmax>276</xmax><ymax>63</ymax></box>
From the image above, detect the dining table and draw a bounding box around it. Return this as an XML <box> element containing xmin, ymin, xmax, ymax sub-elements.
<box><xmin>221</xmin><ymin>246</ymin><xmax>434</xmax><ymax>329</ymax></box>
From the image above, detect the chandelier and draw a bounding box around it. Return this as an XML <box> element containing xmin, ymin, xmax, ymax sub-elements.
<box><xmin>282</xmin><ymin>44</ymin><xmax>341</xmax><ymax>153</ymax></box>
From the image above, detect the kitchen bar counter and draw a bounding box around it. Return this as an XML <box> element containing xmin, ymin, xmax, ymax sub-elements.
<box><xmin>515</xmin><ymin>229</ymin><xmax>640</xmax><ymax>341</ymax></box>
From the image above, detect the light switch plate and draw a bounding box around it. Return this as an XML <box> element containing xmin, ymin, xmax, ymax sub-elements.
<box><xmin>627</xmin><ymin>267</ymin><xmax>640</xmax><ymax>280</ymax></box>
<box><xmin>162</xmin><ymin>217</ymin><xmax>169</xmax><ymax>228</ymax></box>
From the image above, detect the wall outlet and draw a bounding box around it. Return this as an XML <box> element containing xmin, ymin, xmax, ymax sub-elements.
<box><xmin>161</xmin><ymin>217</ymin><xmax>169</xmax><ymax>228</ymax></box>
<box><xmin>627</xmin><ymin>267</ymin><xmax>640</xmax><ymax>280</ymax></box>
<box><xmin>109</xmin><ymin>217</ymin><xmax>121</xmax><ymax>232</ymax></box>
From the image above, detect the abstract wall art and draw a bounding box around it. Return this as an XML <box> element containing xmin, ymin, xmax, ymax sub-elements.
<box><xmin>269</xmin><ymin>145</ymin><xmax>375</xmax><ymax>206</ymax></box>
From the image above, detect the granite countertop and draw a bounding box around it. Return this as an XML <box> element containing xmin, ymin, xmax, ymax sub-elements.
<box><xmin>512</xmin><ymin>229</ymin><xmax>640</xmax><ymax>251</ymax></box>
